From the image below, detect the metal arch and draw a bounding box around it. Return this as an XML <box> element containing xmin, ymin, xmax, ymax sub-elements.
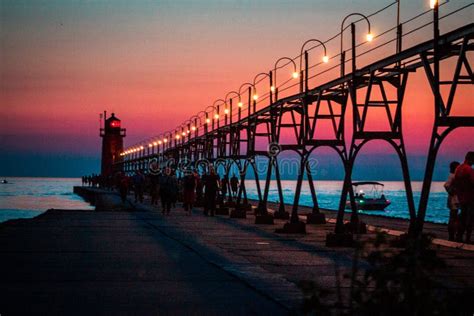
<box><xmin>343</xmin><ymin>137</ymin><xmax>416</xmax><ymax>218</ymax></box>
<box><xmin>306</xmin><ymin>144</ymin><xmax>346</xmax><ymax>163</ymax></box>
<box><xmin>119</xmin><ymin>24</ymin><xmax>474</xmax><ymax>238</ymax></box>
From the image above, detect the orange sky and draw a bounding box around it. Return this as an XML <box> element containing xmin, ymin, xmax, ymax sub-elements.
<box><xmin>0</xmin><ymin>0</ymin><xmax>472</xmax><ymax>176</ymax></box>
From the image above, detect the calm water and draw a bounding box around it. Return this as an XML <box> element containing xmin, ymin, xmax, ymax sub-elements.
<box><xmin>0</xmin><ymin>177</ymin><xmax>448</xmax><ymax>224</ymax></box>
<box><xmin>0</xmin><ymin>177</ymin><xmax>94</xmax><ymax>223</ymax></box>
<box><xmin>244</xmin><ymin>180</ymin><xmax>449</xmax><ymax>224</ymax></box>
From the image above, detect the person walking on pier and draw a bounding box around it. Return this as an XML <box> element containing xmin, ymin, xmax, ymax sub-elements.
<box><xmin>195</xmin><ymin>172</ymin><xmax>204</xmax><ymax>206</ymax></box>
<box><xmin>150</xmin><ymin>173</ymin><xmax>160</xmax><ymax>206</ymax></box>
<box><xmin>221</xmin><ymin>175</ymin><xmax>229</xmax><ymax>202</ymax></box>
<box><xmin>444</xmin><ymin>161</ymin><xmax>460</xmax><ymax>241</ymax></box>
<box><xmin>160</xmin><ymin>168</ymin><xmax>178</xmax><ymax>215</ymax></box>
<box><xmin>182</xmin><ymin>171</ymin><xmax>197</xmax><ymax>215</ymax></box>
<box><xmin>230</xmin><ymin>174</ymin><xmax>239</xmax><ymax>198</ymax></box>
<box><xmin>132</xmin><ymin>171</ymin><xmax>145</xmax><ymax>203</ymax></box>
<box><xmin>454</xmin><ymin>151</ymin><xmax>474</xmax><ymax>243</ymax></box>
<box><xmin>203</xmin><ymin>168</ymin><xmax>220</xmax><ymax>216</ymax></box>
<box><xmin>118</xmin><ymin>173</ymin><xmax>130</xmax><ymax>204</ymax></box>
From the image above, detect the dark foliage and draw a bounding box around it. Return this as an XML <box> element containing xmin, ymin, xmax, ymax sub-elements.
<box><xmin>299</xmin><ymin>232</ymin><xmax>472</xmax><ymax>315</ymax></box>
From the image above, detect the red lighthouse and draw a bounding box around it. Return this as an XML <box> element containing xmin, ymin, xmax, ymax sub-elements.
<box><xmin>100</xmin><ymin>112</ymin><xmax>126</xmax><ymax>177</ymax></box>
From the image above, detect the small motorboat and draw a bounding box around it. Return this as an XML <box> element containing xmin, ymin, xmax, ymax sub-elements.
<box><xmin>346</xmin><ymin>181</ymin><xmax>391</xmax><ymax>211</ymax></box>
<box><xmin>1</xmin><ymin>179</ymin><xmax>8</xmax><ymax>184</ymax></box>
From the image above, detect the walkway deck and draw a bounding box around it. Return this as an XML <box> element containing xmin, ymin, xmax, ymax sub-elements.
<box><xmin>1</xmin><ymin>188</ymin><xmax>473</xmax><ymax>314</ymax></box>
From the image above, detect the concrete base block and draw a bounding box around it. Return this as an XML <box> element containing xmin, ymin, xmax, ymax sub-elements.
<box><xmin>306</xmin><ymin>213</ymin><xmax>326</xmax><ymax>224</ymax></box>
<box><xmin>230</xmin><ymin>208</ymin><xmax>247</xmax><ymax>219</ymax></box>
<box><xmin>215</xmin><ymin>207</ymin><xmax>229</xmax><ymax>216</ymax></box>
<box><xmin>255</xmin><ymin>214</ymin><xmax>274</xmax><ymax>225</ymax></box>
<box><xmin>224</xmin><ymin>201</ymin><xmax>236</xmax><ymax>208</ymax></box>
<box><xmin>325</xmin><ymin>232</ymin><xmax>354</xmax><ymax>247</ymax></box>
<box><xmin>344</xmin><ymin>221</ymin><xmax>367</xmax><ymax>234</ymax></box>
<box><xmin>273</xmin><ymin>211</ymin><xmax>290</xmax><ymax>220</ymax></box>
<box><xmin>275</xmin><ymin>221</ymin><xmax>306</xmax><ymax>234</ymax></box>
<box><xmin>235</xmin><ymin>203</ymin><xmax>252</xmax><ymax>212</ymax></box>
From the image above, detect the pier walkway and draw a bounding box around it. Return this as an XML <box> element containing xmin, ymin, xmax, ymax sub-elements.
<box><xmin>1</xmin><ymin>188</ymin><xmax>473</xmax><ymax>314</ymax></box>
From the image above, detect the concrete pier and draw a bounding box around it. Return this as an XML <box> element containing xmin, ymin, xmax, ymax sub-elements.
<box><xmin>0</xmin><ymin>189</ymin><xmax>287</xmax><ymax>315</ymax></box>
<box><xmin>1</xmin><ymin>187</ymin><xmax>473</xmax><ymax>314</ymax></box>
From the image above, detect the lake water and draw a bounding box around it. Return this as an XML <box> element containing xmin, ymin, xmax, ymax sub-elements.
<box><xmin>0</xmin><ymin>177</ymin><xmax>94</xmax><ymax>223</ymax></box>
<box><xmin>0</xmin><ymin>177</ymin><xmax>449</xmax><ymax>224</ymax></box>
<box><xmin>239</xmin><ymin>180</ymin><xmax>449</xmax><ymax>224</ymax></box>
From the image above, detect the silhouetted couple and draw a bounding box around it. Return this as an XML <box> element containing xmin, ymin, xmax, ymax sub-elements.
<box><xmin>445</xmin><ymin>151</ymin><xmax>474</xmax><ymax>243</ymax></box>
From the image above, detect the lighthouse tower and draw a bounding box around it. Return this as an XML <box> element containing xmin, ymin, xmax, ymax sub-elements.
<box><xmin>100</xmin><ymin>112</ymin><xmax>126</xmax><ymax>177</ymax></box>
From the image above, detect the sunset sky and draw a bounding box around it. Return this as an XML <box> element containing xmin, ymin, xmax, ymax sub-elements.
<box><xmin>1</xmin><ymin>0</ymin><xmax>472</xmax><ymax>178</ymax></box>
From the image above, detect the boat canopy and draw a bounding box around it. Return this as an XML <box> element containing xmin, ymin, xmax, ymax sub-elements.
<box><xmin>351</xmin><ymin>181</ymin><xmax>384</xmax><ymax>187</ymax></box>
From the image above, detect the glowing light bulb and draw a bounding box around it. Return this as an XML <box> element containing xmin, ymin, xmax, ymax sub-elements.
<box><xmin>153</xmin><ymin>142</ymin><xmax>157</xmax><ymax>146</ymax></box>
<box><xmin>238</xmin><ymin>101</ymin><xmax>243</xmax><ymax>107</ymax></box>
<box><xmin>206</xmin><ymin>118</ymin><xmax>211</xmax><ymax>124</ymax></box>
<box><xmin>292</xmin><ymin>72</ymin><xmax>299</xmax><ymax>79</ymax></box>
<box><xmin>158</xmin><ymin>140</ymin><xmax>162</xmax><ymax>145</ymax></box>
<box><xmin>214</xmin><ymin>113</ymin><xmax>219</xmax><ymax>119</ymax></box>
<box><xmin>163</xmin><ymin>139</ymin><xmax>168</xmax><ymax>143</ymax></box>
<box><xmin>176</xmin><ymin>135</ymin><xmax>180</xmax><ymax>139</ymax></box>
<box><xmin>366</xmin><ymin>33</ymin><xmax>374</xmax><ymax>42</ymax></box>
<box><xmin>322</xmin><ymin>55</ymin><xmax>329</xmax><ymax>63</ymax></box>
<box><xmin>140</xmin><ymin>146</ymin><xmax>144</xmax><ymax>150</ymax></box>
<box><xmin>430</xmin><ymin>0</ymin><xmax>437</xmax><ymax>9</ymax></box>
<box><xmin>191</xmin><ymin>126</ymin><xmax>196</xmax><ymax>131</ymax></box>
<box><xmin>149</xmin><ymin>144</ymin><xmax>152</xmax><ymax>148</ymax></box>
<box><xmin>253</xmin><ymin>94</ymin><xmax>258</xmax><ymax>101</ymax></box>
<box><xmin>224</xmin><ymin>108</ymin><xmax>229</xmax><ymax>114</ymax></box>
<box><xmin>270</xmin><ymin>86</ymin><xmax>275</xmax><ymax>92</ymax></box>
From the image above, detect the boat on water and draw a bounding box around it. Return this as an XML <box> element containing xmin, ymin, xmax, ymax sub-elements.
<box><xmin>1</xmin><ymin>179</ymin><xmax>8</xmax><ymax>184</ymax></box>
<box><xmin>346</xmin><ymin>181</ymin><xmax>391</xmax><ymax>211</ymax></box>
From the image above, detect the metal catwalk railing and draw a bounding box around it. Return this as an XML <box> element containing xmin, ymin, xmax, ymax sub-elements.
<box><xmin>116</xmin><ymin>1</ymin><xmax>473</xmax><ymax>240</ymax></box>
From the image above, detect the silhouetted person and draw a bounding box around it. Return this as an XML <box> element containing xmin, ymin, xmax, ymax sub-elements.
<box><xmin>182</xmin><ymin>171</ymin><xmax>197</xmax><ymax>215</ymax></box>
<box><xmin>444</xmin><ymin>161</ymin><xmax>460</xmax><ymax>241</ymax></box>
<box><xmin>454</xmin><ymin>152</ymin><xmax>474</xmax><ymax>243</ymax></box>
<box><xmin>150</xmin><ymin>173</ymin><xmax>160</xmax><ymax>206</ymax></box>
<box><xmin>159</xmin><ymin>168</ymin><xmax>178</xmax><ymax>215</ymax></box>
<box><xmin>132</xmin><ymin>171</ymin><xmax>145</xmax><ymax>203</ymax></box>
<box><xmin>221</xmin><ymin>175</ymin><xmax>229</xmax><ymax>201</ymax></box>
<box><xmin>171</xmin><ymin>169</ymin><xmax>178</xmax><ymax>208</ymax></box>
<box><xmin>203</xmin><ymin>168</ymin><xmax>220</xmax><ymax>216</ymax></box>
<box><xmin>195</xmin><ymin>172</ymin><xmax>204</xmax><ymax>205</ymax></box>
<box><xmin>230</xmin><ymin>174</ymin><xmax>239</xmax><ymax>197</ymax></box>
<box><xmin>118</xmin><ymin>173</ymin><xmax>130</xmax><ymax>204</ymax></box>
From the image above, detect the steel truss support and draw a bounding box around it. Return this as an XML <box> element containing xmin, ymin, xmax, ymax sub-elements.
<box><xmin>259</xmin><ymin>156</ymin><xmax>287</xmax><ymax>215</ymax></box>
<box><xmin>235</xmin><ymin>159</ymin><xmax>250</xmax><ymax>207</ymax></box>
<box><xmin>334</xmin><ymin>65</ymin><xmax>417</xmax><ymax>234</ymax></box>
<box><xmin>414</xmin><ymin>35</ymin><xmax>474</xmax><ymax>235</ymax></box>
